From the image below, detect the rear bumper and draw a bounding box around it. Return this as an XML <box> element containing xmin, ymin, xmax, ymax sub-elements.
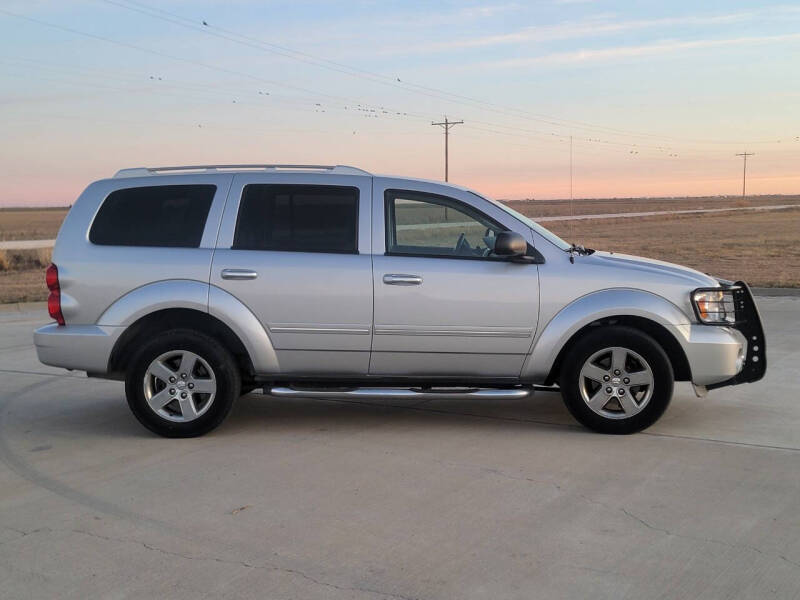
<box><xmin>34</xmin><ymin>323</ymin><xmax>124</xmax><ymax>374</ymax></box>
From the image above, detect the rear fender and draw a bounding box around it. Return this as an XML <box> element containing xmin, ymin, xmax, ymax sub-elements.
<box><xmin>98</xmin><ymin>280</ymin><xmax>279</xmax><ymax>373</ymax></box>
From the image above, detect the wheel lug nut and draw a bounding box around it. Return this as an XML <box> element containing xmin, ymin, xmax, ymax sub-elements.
<box><xmin>605</xmin><ymin>387</ymin><xmax>612</xmax><ymax>394</ymax></box>
<box><xmin>623</xmin><ymin>377</ymin><xmax>630</xmax><ymax>384</ymax></box>
<box><xmin>618</xmin><ymin>389</ymin><xmax>625</xmax><ymax>395</ymax></box>
<box><xmin>603</xmin><ymin>375</ymin><xmax>610</xmax><ymax>382</ymax></box>
<box><xmin>169</xmin><ymin>388</ymin><xmax>175</xmax><ymax>395</ymax></box>
<box><xmin>169</xmin><ymin>376</ymin><xmax>176</xmax><ymax>383</ymax></box>
<box><xmin>188</xmin><ymin>383</ymin><xmax>194</xmax><ymax>390</ymax></box>
<box><xmin>180</xmin><ymin>392</ymin><xmax>187</xmax><ymax>399</ymax></box>
<box><xmin>613</xmin><ymin>369</ymin><xmax>621</xmax><ymax>376</ymax></box>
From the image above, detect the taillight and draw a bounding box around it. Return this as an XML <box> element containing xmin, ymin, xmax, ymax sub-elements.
<box><xmin>46</xmin><ymin>263</ymin><xmax>65</xmax><ymax>326</ymax></box>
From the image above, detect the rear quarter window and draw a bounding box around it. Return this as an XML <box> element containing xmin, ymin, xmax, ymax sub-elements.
<box><xmin>89</xmin><ymin>185</ymin><xmax>216</xmax><ymax>247</ymax></box>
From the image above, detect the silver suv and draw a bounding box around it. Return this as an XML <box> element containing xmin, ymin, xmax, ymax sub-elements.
<box><xmin>35</xmin><ymin>164</ymin><xmax>766</xmax><ymax>437</ymax></box>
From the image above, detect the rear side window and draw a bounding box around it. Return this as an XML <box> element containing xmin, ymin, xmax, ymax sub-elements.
<box><xmin>233</xmin><ymin>184</ymin><xmax>358</xmax><ymax>254</ymax></box>
<box><xmin>90</xmin><ymin>185</ymin><xmax>216</xmax><ymax>247</ymax></box>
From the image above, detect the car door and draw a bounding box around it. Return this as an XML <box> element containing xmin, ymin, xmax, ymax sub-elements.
<box><xmin>211</xmin><ymin>173</ymin><xmax>373</xmax><ymax>375</ymax></box>
<box><xmin>370</xmin><ymin>178</ymin><xmax>540</xmax><ymax>379</ymax></box>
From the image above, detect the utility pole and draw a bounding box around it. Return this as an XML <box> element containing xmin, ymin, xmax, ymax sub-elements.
<box><xmin>735</xmin><ymin>152</ymin><xmax>754</xmax><ymax>200</ymax></box>
<box><xmin>431</xmin><ymin>117</ymin><xmax>463</xmax><ymax>181</ymax></box>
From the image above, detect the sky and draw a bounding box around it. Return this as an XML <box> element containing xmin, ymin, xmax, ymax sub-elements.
<box><xmin>1</xmin><ymin>0</ymin><xmax>799</xmax><ymax>206</ymax></box>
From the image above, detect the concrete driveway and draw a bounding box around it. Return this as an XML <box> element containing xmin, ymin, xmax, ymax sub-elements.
<box><xmin>1</xmin><ymin>297</ymin><xmax>798</xmax><ymax>599</ymax></box>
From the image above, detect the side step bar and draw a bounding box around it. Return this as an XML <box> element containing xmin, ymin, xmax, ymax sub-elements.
<box><xmin>266</xmin><ymin>386</ymin><xmax>534</xmax><ymax>401</ymax></box>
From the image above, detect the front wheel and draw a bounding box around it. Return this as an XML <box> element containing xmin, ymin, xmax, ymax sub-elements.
<box><xmin>559</xmin><ymin>326</ymin><xmax>674</xmax><ymax>434</ymax></box>
<box><xmin>125</xmin><ymin>329</ymin><xmax>241</xmax><ymax>438</ymax></box>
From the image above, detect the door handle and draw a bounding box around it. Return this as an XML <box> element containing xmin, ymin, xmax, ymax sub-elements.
<box><xmin>383</xmin><ymin>274</ymin><xmax>423</xmax><ymax>286</ymax></box>
<box><xmin>221</xmin><ymin>268</ymin><xmax>258</xmax><ymax>280</ymax></box>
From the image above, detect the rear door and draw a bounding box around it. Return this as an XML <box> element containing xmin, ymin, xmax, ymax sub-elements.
<box><xmin>211</xmin><ymin>173</ymin><xmax>373</xmax><ymax>375</ymax></box>
<box><xmin>370</xmin><ymin>178</ymin><xmax>540</xmax><ymax>379</ymax></box>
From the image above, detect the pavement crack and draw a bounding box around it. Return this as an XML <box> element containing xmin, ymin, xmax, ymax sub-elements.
<box><xmin>69</xmin><ymin>529</ymin><xmax>419</xmax><ymax>600</ymax></box>
<box><xmin>619</xmin><ymin>508</ymin><xmax>672</xmax><ymax>536</ymax></box>
<box><xmin>611</xmin><ymin>508</ymin><xmax>800</xmax><ymax>570</ymax></box>
<box><xmin>0</xmin><ymin>526</ymin><xmax>53</xmax><ymax>545</ymax></box>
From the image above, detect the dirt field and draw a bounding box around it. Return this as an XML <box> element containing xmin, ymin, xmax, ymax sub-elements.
<box><xmin>2</xmin><ymin>196</ymin><xmax>799</xmax><ymax>241</ymax></box>
<box><xmin>0</xmin><ymin>207</ymin><xmax>68</xmax><ymax>241</ymax></box>
<box><xmin>545</xmin><ymin>206</ymin><xmax>800</xmax><ymax>288</ymax></box>
<box><xmin>505</xmin><ymin>194</ymin><xmax>800</xmax><ymax>218</ymax></box>
<box><xmin>0</xmin><ymin>198</ymin><xmax>797</xmax><ymax>303</ymax></box>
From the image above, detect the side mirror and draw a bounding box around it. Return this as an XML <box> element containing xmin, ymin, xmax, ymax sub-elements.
<box><xmin>493</xmin><ymin>231</ymin><xmax>527</xmax><ymax>257</ymax></box>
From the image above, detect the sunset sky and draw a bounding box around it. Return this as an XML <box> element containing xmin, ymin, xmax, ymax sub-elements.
<box><xmin>1</xmin><ymin>1</ymin><xmax>799</xmax><ymax>206</ymax></box>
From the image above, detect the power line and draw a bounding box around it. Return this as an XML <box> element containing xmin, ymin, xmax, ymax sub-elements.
<box><xmin>93</xmin><ymin>0</ymin><xmax>790</xmax><ymax>148</ymax></box>
<box><xmin>2</xmin><ymin>7</ymin><xmax>795</xmax><ymax>165</ymax></box>
<box><xmin>0</xmin><ymin>7</ymin><xmax>429</xmax><ymax>124</ymax></box>
<box><xmin>431</xmin><ymin>117</ymin><xmax>463</xmax><ymax>181</ymax></box>
<box><xmin>735</xmin><ymin>152</ymin><xmax>755</xmax><ymax>199</ymax></box>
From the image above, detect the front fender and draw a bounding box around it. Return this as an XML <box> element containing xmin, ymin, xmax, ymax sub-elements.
<box><xmin>521</xmin><ymin>288</ymin><xmax>692</xmax><ymax>382</ymax></box>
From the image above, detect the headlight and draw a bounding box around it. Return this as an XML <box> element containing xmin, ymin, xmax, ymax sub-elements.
<box><xmin>691</xmin><ymin>289</ymin><xmax>736</xmax><ymax>324</ymax></box>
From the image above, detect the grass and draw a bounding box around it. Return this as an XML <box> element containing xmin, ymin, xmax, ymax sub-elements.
<box><xmin>0</xmin><ymin>269</ymin><xmax>49</xmax><ymax>304</ymax></box>
<box><xmin>0</xmin><ymin>198</ymin><xmax>797</xmax><ymax>304</ymax></box>
<box><xmin>0</xmin><ymin>248</ymin><xmax>52</xmax><ymax>304</ymax></box>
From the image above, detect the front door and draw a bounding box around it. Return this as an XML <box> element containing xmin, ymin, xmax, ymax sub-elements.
<box><xmin>370</xmin><ymin>181</ymin><xmax>540</xmax><ymax>379</ymax></box>
<box><xmin>211</xmin><ymin>173</ymin><xmax>373</xmax><ymax>376</ymax></box>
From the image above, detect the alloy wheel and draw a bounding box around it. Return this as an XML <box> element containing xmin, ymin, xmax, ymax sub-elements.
<box><xmin>578</xmin><ymin>346</ymin><xmax>654</xmax><ymax>419</ymax></box>
<box><xmin>142</xmin><ymin>350</ymin><xmax>217</xmax><ymax>422</ymax></box>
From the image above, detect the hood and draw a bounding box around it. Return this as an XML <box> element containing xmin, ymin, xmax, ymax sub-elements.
<box><xmin>587</xmin><ymin>250</ymin><xmax>719</xmax><ymax>288</ymax></box>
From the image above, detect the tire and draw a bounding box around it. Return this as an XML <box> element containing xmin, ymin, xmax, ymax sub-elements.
<box><xmin>559</xmin><ymin>326</ymin><xmax>673</xmax><ymax>434</ymax></box>
<box><xmin>125</xmin><ymin>329</ymin><xmax>241</xmax><ymax>438</ymax></box>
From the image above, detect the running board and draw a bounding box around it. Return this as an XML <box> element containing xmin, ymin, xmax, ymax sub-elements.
<box><xmin>266</xmin><ymin>386</ymin><xmax>533</xmax><ymax>401</ymax></box>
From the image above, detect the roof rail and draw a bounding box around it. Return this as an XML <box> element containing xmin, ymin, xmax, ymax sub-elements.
<box><xmin>113</xmin><ymin>164</ymin><xmax>371</xmax><ymax>178</ymax></box>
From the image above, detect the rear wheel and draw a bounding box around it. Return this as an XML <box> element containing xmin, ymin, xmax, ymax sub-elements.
<box><xmin>559</xmin><ymin>326</ymin><xmax>673</xmax><ymax>434</ymax></box>
<box><xmin>125</xmin><ymin>329</ymin><xmax>241</xmax><ymax>437</ymax></box>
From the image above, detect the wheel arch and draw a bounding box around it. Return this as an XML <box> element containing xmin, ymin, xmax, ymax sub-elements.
<box><xmin>97</xmin><ymin>280</ymin><xmax>279</xmax><ymax>377</ymax></box>
<box><xmin>108</xmin><ymin>308</ymin><xmax>256</xmax><ymax>381</ymax></box>
<box><xmin>543</xmin><ymin>316</ymin><xmax>692</xmax><ymax>385</ymax></box>
<box><xmin>522</xmin><ymin>289</ymin><xmax>693</xmax><ymax>385</ymax></box>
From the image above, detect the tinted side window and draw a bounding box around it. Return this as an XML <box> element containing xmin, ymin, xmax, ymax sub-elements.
<box><xmin>90</xmin><ymin>185</ymin><xmax>215</xmax><ymax>247</ymax></box>
<box><xmin>385</xmin><ymin>190</ymin><xmax>504</xmax><ymax>258</ymax></box>
<box><xmin>233</xmin><ymin>185</ymin><xmax>359</xmax><ymax>254</ymax></box>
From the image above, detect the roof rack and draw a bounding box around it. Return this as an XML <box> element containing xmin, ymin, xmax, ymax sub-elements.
<box><xmin>113</xmin><ymin>164</ymin><xmax>371</xmax><ymax>178</ymax></box>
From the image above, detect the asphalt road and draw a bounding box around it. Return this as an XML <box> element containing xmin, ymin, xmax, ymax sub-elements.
<box><xmin>1</xmin><ymin>297</ymin><xmax>798</xmax><ymax>599</ymax></box>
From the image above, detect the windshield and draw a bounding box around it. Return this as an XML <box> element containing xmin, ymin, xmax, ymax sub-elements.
<box><xmin>470</xmin><ymin>192</ymin><xmax>572</xmax><ymax>251</ymax></box>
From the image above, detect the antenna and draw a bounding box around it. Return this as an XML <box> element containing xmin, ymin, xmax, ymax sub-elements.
<box><xmin>570</xmin><ymin>134</ymin><xmax>574</xmax><ymax>240</ymax></box>
<box><xmin>431</xmin><ymin>117</ymin><xmax>463</xmax><ymax>182</ymax></box>
<box><xmin>735</xmin><ymin>152</ymin><xmax>754</xmax><ymax>200</ymax></box>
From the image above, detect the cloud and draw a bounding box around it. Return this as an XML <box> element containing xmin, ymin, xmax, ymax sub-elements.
<box><xmin>380</xmin><ymin>2</ymin><xmax>521</xmax><ymax>28</ymax></box>
<box><xmin>457</xmin><ymin>3</ymin><xmax>522</xmax><ymax>19</ymax></box>
<box><xmin>478</xmin><ymin>32</ymin><xmax>800</xmax><ymax>68</ymax></box>
<box><xmin>405</xmin><ymin>6</ymin><xmax>800</xmax><ymax>53</ymax></box>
